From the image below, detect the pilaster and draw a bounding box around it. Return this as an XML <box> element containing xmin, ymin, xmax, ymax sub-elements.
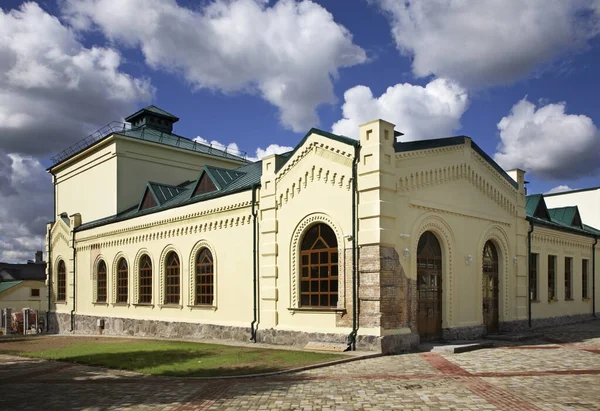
<box><xmin>508</xmin><ymin>169</ymin><xmax>529</xmax><ymax>320</ymax></box>
<box><xmin>259</xmin><ymin>155</ymin><xmax>280</xmax><ymax>327</ymax></box>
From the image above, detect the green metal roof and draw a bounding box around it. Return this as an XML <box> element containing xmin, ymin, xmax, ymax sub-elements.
<box><xmin>125</xmin><ymin>105</ymin><xmax>179</xmax><ymax>122</ymax></box>
<box><xmin>147</xmin><ymin>182</ymin><xmax>188</xmax><ymax>205</ymax></box>
<box><xmin>78</xmin><ymin>161</ymin><xmax>263</xmax><ymax>232</ymax></box>
<box><xmin>0</xmin><ymin>280</ymin><xmax>23</xmax><ymax>293</ymax></box>
<box><xmin>548</xmin><ymin>206</ymin><xmax>582</xmax><ymax>228</ymax></box>
<box><xmin>544</xmin><ymin>186</ymin><xmax>600</xmax><ymax>196</ymax></box>
<box><xmin>526</xmin><ymin>194</ymin><xmax>543</xmax><ymax>217</ymax></box>
<box><xmin>202</xmin><ymin>166</ymin><xmax>246</xmax><ymax>190</ymax></box>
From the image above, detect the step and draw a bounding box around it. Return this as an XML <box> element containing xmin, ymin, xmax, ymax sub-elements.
<box><xmin>419</xmin><ymin>340</ymin><xmax>493</xmax><ymax>354</ymax></box>
<box><xmin>484</xmin><ymin>332</ymin><xmax>543</xmax><ymax>342</ymax></box>
<box><xmin>304</xmin><ymin>342</ymin><xmax>349</xmax><ymax>352</ymax></box>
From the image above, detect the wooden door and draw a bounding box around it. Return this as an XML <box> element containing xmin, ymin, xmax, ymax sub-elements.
<box><xmin>482</xmin><ymin>241</ymin><xmax>499</xmax><ymax>333</ymax></box>
<box><xmin>417</xmin><ymin>232</ymin><xmax>443</xmax><ymax>341</ymax></box>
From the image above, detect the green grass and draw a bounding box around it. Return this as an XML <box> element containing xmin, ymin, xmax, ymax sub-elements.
<box><xmin>21</xmin><ymin>339</ymin><xmax>342</xmax><ymax>377</ymax></box>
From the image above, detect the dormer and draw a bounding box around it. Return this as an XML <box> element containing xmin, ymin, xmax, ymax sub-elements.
<box><xmin>190</xmin><ymin>166</ymin><xmax>246</xmax><ymax>198</ymax></box>
<box><xmin>548</xmin><ymin>206</ymin><xmax>584</xmax><ymax>229</ymax></box>
<box><xmin>125</xmin><ymin>105</ymin><xmax>179</xmax><ymax>134</ymax></box>
<box><xmin>526</xmin><ymin>194</ymin><xmax>551</xmax><ymax>220</ymax></box>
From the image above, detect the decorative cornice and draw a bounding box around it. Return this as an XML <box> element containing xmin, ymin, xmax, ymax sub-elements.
<box><xmin>276</xmin><ymin>141</ymin><xmax>353</xmax><ymax>184</ymax></box>
<box><xmin>399</xmin><ymin>162</ymin><xmax>517</xmax><ymax>216</ymax></box>
<box><xmin>532</xmin><ymin>233</ymin><xmax>594</xmax><ymax>250</ymax></box>
<box><xmin>75</xmin><ymin>213</ymin><xmax>252</xmax><ymax>252</ymax></box>
<box><xmin>409</xmin><ymin>202</ymin><xmax>511</xmax><ymax>227</ymax></box>
<box><xmin>395</xmin><ymin>144</ymin><xmax>463</xmax><ymax>160</ymax></box>
<box><xmin>76</xmin><ymin>201</ymin><xmax>252</xmax><ymax>243</ymax></box>
<box><xmin>277</xmin><ymin>165</ymin><xmax>351</xmax><ymax>209</ymax></box>
<box><xmin>471</xmin><ymin>152</ymin><xmax>518</xmax><ymax>194</ymax></box>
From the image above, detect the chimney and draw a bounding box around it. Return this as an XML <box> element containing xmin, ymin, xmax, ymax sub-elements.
<box><xmin>35</xmin><ymin>251</ymin><xmax>43</xmax><ymax>264</ymax></box>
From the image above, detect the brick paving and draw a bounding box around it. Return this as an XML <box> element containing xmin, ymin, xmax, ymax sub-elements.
<box><xmin>2</xmin><ymin>320</ymin><xmax>600</xmax><ymax>410</ymax></box>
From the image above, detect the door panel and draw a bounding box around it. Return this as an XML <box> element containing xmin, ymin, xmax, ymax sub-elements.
<box><xmin>482</xmin><ymin>241</ymin><xmax>499</xmax><ymax>334</ymax></box>
<box><xmin>417</xmin><ymin>232</ymin><xmax>443</xmax><ymax>341</ymax></box>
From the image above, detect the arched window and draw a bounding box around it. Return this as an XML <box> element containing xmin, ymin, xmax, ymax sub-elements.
<box><xmin>117</xmin><ymin>258</ymin><xmax>128</xmax><ymax>303</ymax></box>
<box><xmin>195</xmin><ymin>248</ymin><xmax>214</xmax><ymax>305</ymax></box>
<box><xmin>97</xmin><ymin>260</ymin><xmax>107</xmax><ymax>303</ymax></box>
<box><xmin>165</xmin><ymin>252</ymin><xmax>180</xmax><ymax>304</ymax></box>
<box><xmin>57</xmin><ymin>260</ymin><xmax>66</xmax><ymax>302</ymax></box>
<box><xmin>138</xmin><ymin>255</ymin><xmax>153</xmax><ymax>304</ymax></box>
<box><xmin>300</xmin><ymin>223</ymin><xmax>338</xmax><ymax>307</ymax></box>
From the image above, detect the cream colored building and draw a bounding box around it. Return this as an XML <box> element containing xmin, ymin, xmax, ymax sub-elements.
<box><xmin>0</xmin><ymin>281</ymin><xmax>47</xmax><ymax>312</ymax></box>
<box><xmin>46</xmin><ymin>106</ymin><xmax>599</xmax><ymax>353</ymax></box>
<box><xmin>545</xmin><ymin>187</ymin><xmax>600</xmax><ymax>230</ymax></box>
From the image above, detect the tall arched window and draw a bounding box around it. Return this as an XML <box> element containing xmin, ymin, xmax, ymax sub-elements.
<box><xmin>138</xmin><ymin>255</ymin><xmax>153</xmax><ymax>304</ymax></box>
<box><xmin>97</xmin><ymin>260</ymin><xmax>107</xmax><ymax>303</ymax></box>
<box><xmin>195</xmin><ymin>248</ymin><xmax>214</xmax><ymax>305</ymax></box>
<box><xmin>57</xmin><ymin>260</ymin><xmax>66</xmax><ymax>302</ymax></box>
<box><xmin>300</xmin><ymin>223</ymin><xmax>338</xmax><ymax>307</ymax></box>
<box><xmin>117</xmin><ymin>258</ymin><xmax>128</xmax><ymax>303</ymax></box>
<box><xmin>165</xmin><ymin>252</ymin><xmax>180</xmax><ymax>305</ymax></box>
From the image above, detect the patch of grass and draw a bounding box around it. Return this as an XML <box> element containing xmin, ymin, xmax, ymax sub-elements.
<box><xmin>19</xmin><ymin>339</ymin><xmax>342</xmax><ymax>377</ymax></box>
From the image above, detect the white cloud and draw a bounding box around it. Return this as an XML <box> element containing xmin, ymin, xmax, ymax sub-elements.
<box><xmin>62</xmin><ymin>0</ymin><xmax>367</xmax><ymax>131</ymax></box>
<box><xmin>545</xmin><ymin>185</ymin><xmax>575</xmax><ymax>194</ymax></box>
<box><xmin>494</xmin><ymin>98</ymin><xmax>600</xmax><ymax>179</ymax></box>
<box><xmin>194</xmin><ymin>136</ymin><xmax>292</xmax><ymax>163</ymax></box>
<box><xmin>332</xmin><ymin>78</ymin><xmax>468</xmax><ymax>140</ymax></box>
<box><xmin>0</xmin><ymin>151</ymin><xmax>51</xmax><ymax>263</ymax></box>
<box><xmin>373</xmin><ymin>0</ymin><xmax>600</xmax><ymax>88</ymax></box>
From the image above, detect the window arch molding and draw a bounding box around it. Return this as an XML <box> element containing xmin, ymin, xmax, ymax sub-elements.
<box><xmin>158</xmin><ymin>245</ymin><xmax>183</xmax><ymax>306</ymax></box>
<box><xmin>111</xmin><ymin>252</ymin><xmax>130</xmax><ymax>304</ymax></box>
<box><xmin>188</xmin><ymin>240</ymin><xmax>218</xmax><ymax>307</ymax></box>
<box><xmin>92</xmin><ymin>254</ymin><xmax>108</xmax><ymax>304</ymax></box>
<box><xmin>290</xmin><ymin>213</ymin><xmax>345</xmax><ymax>309</ymax></box>
<box><xmin>477</xmin><ymin>225</ymin><xmax>511</xmax><ymax>320</ymax></box>
<box><xmin>54</xmin><ymin>256</ymin><xmax>67</xmax><ymax>302</ymax></box>
<box><xmin>133</xmin><ymin>248</ymin><xmax>153</xmax><ymax>304</ymax></box>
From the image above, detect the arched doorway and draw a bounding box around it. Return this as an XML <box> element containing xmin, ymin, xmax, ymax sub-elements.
<box><xmin>417</xmin><ymin>231</ymin><xmax>443</xmax><ymax>340</ymax></box>
<box><xmin>482</xmin><ymin>241</ymin><xmax>499</xmax><ymax>333</ymax></box>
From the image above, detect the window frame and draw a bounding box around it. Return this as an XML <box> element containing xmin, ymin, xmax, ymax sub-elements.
<box><xmin>564</xmin><ymin>257</ymin><xmax>573</xmax><ymax>300</ymax></box>
<box><xmin>31</xmin><ymin>288</ymin><xmax>40</xmax><ymax>297</ymax></box>
<box><xmin>57</xmin><ymin>260</ymin><xmax>66</xmax><ymax>302</ymax></box>
<box><xmin>195</xmin><ymin>248</ymin><xmax>214</xmax><ymax>306</ymax></box>
<box><xmin>117</xmin><ymin>258</ymin><xmax>129</xmax><ymax>303</ymax></box>
<box><xmin>164</xmin><ymin>251</ymin><xmax>181</xmax><ymax>305</ymax></box>
<box><xmin>96</xmin><ymin>260</ymin><xmax>107</xmax><ymax>303</ymax></box>
<box><xmin>529</xmin><ymin>253</ymin><xmax>539</xmax><ymax>301</ymax></box>
<box><xmin>299</xmin><ymin>223</ymin><xmax>339</xmax><ymax>309</ymax></box>
<box><xmin>138</xmin><ymin>254</ymin><xmax>153</xmax><ymax>304</ymax></box>
<box><xmin>548</xmin><ymin>255</ymin><xmax>557</xmax><ymax>301</ymax></box>
<box><xmin>582</xmin><ymin>259</ymin><xmax>590</xmax><ymax>299</ymax></box>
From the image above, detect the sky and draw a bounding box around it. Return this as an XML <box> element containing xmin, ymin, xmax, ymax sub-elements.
<box><xmin>1</xmin><ymin>0</ymin><xmax>600</xmax><ymax>262</ymax></box>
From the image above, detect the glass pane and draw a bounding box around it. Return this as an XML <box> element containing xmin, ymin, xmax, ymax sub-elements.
<box><xmin>301</xmin><ymin>267</ymin><xmax>309</xmax><ymax>278</ymax></box>
<box><xmin>330</xmin><ymin>294</ymin><xmax>338</xmax><ymax>307</ymax></box>
<box><xmin>301</xmin><ymin>281</ymin><xmax>309</xmax><ymax>292</ymax></box>
<box><xmin>301</xmin><ymin>255</ymin><xmax>308</xmax><ymax>265</ymax></box>
<box><xmin>330</xmin><ymin>280</ymin><xmax>338</xmax><ymax>292</ymax></box>
<box><xmin>320</xmin><ymin>295</ymin><xmax>328</xmax><ymax>306</ymax></box>
<box><xmin>320</xmin><ymin>266</ymin><xmax>329</xmax><ymax>278</ymax></box>
<box><xmin>301</xmin><ymin>295</ymin><xmax>309</xmax><ymax>306</ymax></box>
<box><xmin>311</xmin><ymin>295</ymin><xmax>318</xmax><ymax>306</ymax></box>
<box><xmin>320</xmin><ymin>224</ymin><xmax>337</xmax><ymax>248</ymax></box>
<box><xmin>331</xmin><ymin>252</ymin><xmax>338</xmax><ymax>264</ymax></box>
<box><xmin>311</xmin><ymin>253</ymin><xmax>318</xmax><ymax>264</ymax></box>
<box><xmin>320</xmin><ymin>252</ymin><xmax>328</xmax><ymax>264</ymax></box>
<box><xmin>311</xmin><ymin>267</ymin><xmax>319</xmax><ymax>278</ymax></box>
<box><xmin>301</xmin><ymin>225</ymin><xmax>319</xmax><ymax>250</ymax></box>
<box><xmin>331</xmin><ymin>265</ymin><xmax>338</xmax><ymax>277</ymax></box>
<box><xmin>320</xmin><ymin>281</ymin><xmax>328</xmax><ymax>292</ymax></box>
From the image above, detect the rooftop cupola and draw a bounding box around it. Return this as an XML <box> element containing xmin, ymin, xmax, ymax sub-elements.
<box><xmin>125</xmin><ymin>105</ymin><xmax>179</xmax><ymax>134</ymax></box>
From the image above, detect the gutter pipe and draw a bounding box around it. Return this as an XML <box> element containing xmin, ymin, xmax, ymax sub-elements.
<box><xmin>346</xmin><ymin>144</ymin><xmax>360</xmax><ymax>351</ymax></box>
<box><xmin>250</xmin><ymin>184</ymin><xmax>259</xmax><ymax>342</ymax></box>
<box><xmin>527</xmin><ymin>220</ymin><xmax>534</xmax><ymax>328</ymax></box>
<box><xmin>70</xmin><ymin>229</ymin><xmax>76</xmax><ymax>332</ymax></box>
<box><xmin>46</xmin><ymin>176</ymin><xmax>56</xmax><ymax>332</ymax></box>
<box><xmin>593</xmin><ymin>237</ymin><xmax>598</xmax><ymax>317</ymax></box>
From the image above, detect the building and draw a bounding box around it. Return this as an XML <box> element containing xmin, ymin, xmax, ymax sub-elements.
<box><xmin>45</xmin><ymin>106</ymin><xmax>599</xmax><ymax>353</ymax></box>
<box><xmin>0</xmin><ymin>252</ymin><xmax>47</xmax><ymax>311</ymax></box>
<box><xmin>545</xmin><ymin>187</ymin><xmax>600</xmax><ymax>230</ymax></box>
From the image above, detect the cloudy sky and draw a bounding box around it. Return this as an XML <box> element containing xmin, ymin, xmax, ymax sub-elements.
<box><xmin>1</xmin><ymin>0</ymin><xmax>600</xmax><ymax>262</ymax></box>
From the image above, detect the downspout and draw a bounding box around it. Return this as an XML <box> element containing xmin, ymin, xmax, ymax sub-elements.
<box><xmin>250</xmin><ymin>184</ymin><xmax>260</xmax><ymax>342</ymax></box>
<box><xmin>527</xmin><ymin>220</ymin><xmax>534</xmax><ymax>328</ymax></box>
<box><xmin>70</xmin><ymin>229</ymin><xmax>76</xmax><ymax>332</ymax></box>
<box><xmin>347</xmin><ymin>144</ymin><xmax>360</xmax><ymax>351</ymax></box>
<box><xmin>46</xmin><ymin>175</ymin><xmax>56</xmax><ymax>332</ymax></box>
<box><xmin>593</xmin><ymin>237</ymin><xmax>597</xmax><ymax>317</ymax></box>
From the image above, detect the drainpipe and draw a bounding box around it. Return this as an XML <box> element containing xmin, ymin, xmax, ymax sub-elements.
<box><xmin>593</xmin><ymin>237</ymin><xmax>597</xmax><ymax>317</ymax></box>
<box><xmin>250</xmin><ymin>184</ymin><xmax>260</xmax><ymax>342</ymax></box>
<box><xmin>70</xmin><ymin>229</ymin><xmax>76</xmax><ymax>332</ymax></box>
<box><xmin>527</xmin><ymin>220</ymin><xmax>534</xmax><ymax>328</ymax></box>
<box><xmin>46</xmin><ymin>175</ymin><xmax>56</xmax><ymax>332</ymax></box>
<box><xmin>346</xmin><ymin>144</ymin><xmax>360</xmax><ymax>351</ymax></box>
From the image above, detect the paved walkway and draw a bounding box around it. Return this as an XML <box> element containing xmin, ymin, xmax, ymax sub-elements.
<box><xmin>2</xmin><ymin>321</ymin><xmax>600</xmax><ymax>410</ymax></box>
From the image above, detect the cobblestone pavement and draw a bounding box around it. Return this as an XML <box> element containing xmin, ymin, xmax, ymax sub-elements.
<box><xmin>2</xmin><ymin>320</ymin><xmax>600</xmax><ymax>410</ymax></box>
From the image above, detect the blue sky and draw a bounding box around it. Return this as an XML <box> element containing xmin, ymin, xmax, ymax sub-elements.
<box><xmin>1</xmin><ymin>0</ymin><xmax>600</xmax><ymax>261</ymax></box>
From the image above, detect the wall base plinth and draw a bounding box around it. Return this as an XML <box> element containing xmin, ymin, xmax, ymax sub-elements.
<box><xmin>442</xmin><ymin>325</ymin><xmax>486</xmax><ymax>341</ymax></box>
<box><xmin>500</xmin><ymin>313</ymin><xmax>597</xmax><ymax>332</ymax></box>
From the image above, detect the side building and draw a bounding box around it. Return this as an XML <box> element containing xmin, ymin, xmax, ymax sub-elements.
<box><xmin>46</xmin><ymin>107</ymin><xmax>600</xmax><ymax>353</ymax></box>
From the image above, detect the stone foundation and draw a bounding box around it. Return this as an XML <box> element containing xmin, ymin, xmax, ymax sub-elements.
<box><xmin>442</xmin><ymin>325</ymin><xmax>486</xmax><ymax>341</ymax></box>
<box><xmin>47</xmin><ymin>312</ymin><xmax>383</xmax><ymax>351</ymax></box>
<box><xmin>500</xmin><ymin>313</ymin><xmax>597</xmax><ymax>332</ymax></box>
<box><xmin>381</xmin><ymin>332</ymin><xmax>420</xmax><ymax>354</ymax></box>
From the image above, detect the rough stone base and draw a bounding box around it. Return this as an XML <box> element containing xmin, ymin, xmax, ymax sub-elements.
<box><xmin>500</xmin><ymin>313</ymin><xmax>597</xmax><ymax>332</ymax></box>
<box><xmin>380</xmin><ymin>332</ymin><xmax>420</xmax><ymax>354</ymax></box>
<box><xmin>47</xmin><ymin>312</ymin><xmax>384</xmax><ymax>351</ymax></box>
<box><xmin>442</xmin><ymin>325</ymin><xmax>486</xmax><ymax>341</ymax></box>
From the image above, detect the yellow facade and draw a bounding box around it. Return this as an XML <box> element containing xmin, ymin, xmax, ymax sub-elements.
<box><xmin>0</xmin><ymin>281</ymin><xmax>47</xmax><ymax>312</ymax></box>
<box><xmin>46</xmin><ymin>113</ymin><xmax>599</xmax><ymax>353</ymax></box>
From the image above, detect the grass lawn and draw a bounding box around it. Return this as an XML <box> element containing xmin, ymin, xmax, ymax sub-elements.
<box><xmin>0</xmin><ymin>336</ymin><xmax>342</xmax><ymax>377</ymax></box>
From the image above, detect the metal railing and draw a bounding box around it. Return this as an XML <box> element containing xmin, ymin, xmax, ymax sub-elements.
<box><xmin>50</xmin><ymin>122</ymin><xmax>248</xmax><ymax>165</ymax></box>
